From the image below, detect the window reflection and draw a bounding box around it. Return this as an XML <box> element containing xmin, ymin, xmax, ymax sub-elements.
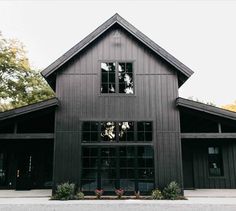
<box><xmin>208</xmin><ymin>146</ymin><xmax>224</xmax><ymax>176</ymax></box>
<box><xmin>118</xmin><ymin>63</ymin><xmax>134</xmax><ymax>94</ymax></box>
<box><xmin>101</xmin><ymin>122</ymin><xmax>116</xmax><ymax>142</ymax></box>
<box><xmin>101</xmin><ymin>63</ymin><xmax>116</xmax><ymax>93</ymax></box>
<box><xmin>100</xmin><ymin>62</ymin><xmax>134</xmax><ymax>94</ymax></box>
<box><xmin>119</xmin><ymin>122</ymin><xmax>134</xmax><ymax>141</ymax></box>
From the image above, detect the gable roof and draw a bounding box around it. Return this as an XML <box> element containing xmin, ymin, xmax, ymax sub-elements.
<box><xmin>0</xmin><ymin>98</ymin><xmax>59</xmax><ymax>121</ymax></box>
<box><xmin>41</xmin><ymin>13</ymin><xmax>194</xmax><ymax>86</ymax></box>
<box><xmin>176</xmin><ymin>97</ymin><xmax>236</xmax><ymax>121</ymax></box>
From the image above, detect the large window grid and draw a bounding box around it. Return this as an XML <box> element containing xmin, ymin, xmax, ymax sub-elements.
<box><xmin>81</xmin><ymin>146</ymin><xmax>154</xmax><ymax>193</ymax></box>
<box><xmin>81</xmin><ymin>121</ymin><xmax>152</xmax><ymax>143</ymax></box>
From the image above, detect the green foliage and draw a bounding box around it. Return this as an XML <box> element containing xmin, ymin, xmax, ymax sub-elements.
<box><xmin>75</xmin><ymin>191</ymin><xmax>85</xmax><ymax>200</ymax></box>
<box><xmin>151</xmin><ymin>189</ymin><xmax>163</xmax><ymax>200</ymax></box>
<box><xmin>188</xmin><ymin>96</ymin><xmax>216</xmax><ymax>107</ymax></box>
<box><xmin>53</xmin><ymin>182</ymin><xmax>75</xmax><ymax>200</ymax></box>
<box><xmin>0</xmin><ymin>32</ymin><xmax>54</xmax><ymax>111</ymax></box>
<box><xmin>162</xmin><ymin>181</ymin><xmax>181</xmax><ymax>200</ymax></box>
<box><xmin>222</xmin><ymin>100</ymin><xmax>236</xmax><ymax>112</ymax></box>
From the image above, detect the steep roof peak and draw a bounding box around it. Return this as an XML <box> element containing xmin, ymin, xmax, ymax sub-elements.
<box><xmin>41</xmin><ymin>13</ymin><xmax>194</xmax><ymax>87</ymax></box>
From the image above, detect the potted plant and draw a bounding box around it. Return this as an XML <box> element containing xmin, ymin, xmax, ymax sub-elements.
<box><xmin>95</xmin><ymin>189</ymin><xmax>104</xmax><ymax>199</ymax></box>
<box><xmin>115</xmin><ymin>188</ymin><xmax>124</xmax><ymax>199</ymax></box>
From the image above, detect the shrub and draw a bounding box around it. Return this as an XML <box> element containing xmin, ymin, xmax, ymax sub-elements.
<box><xmin>151</xmin><ymin>189</ymin><xmax>163</xmax><ymax>200</ymax></box>
<box><xmin>95</xmin><ymin>189</ymin><xmax>104</xmax><ymax>199</ymax></box>
<box><xmin>115</xmin><ymin>188</ymin><xmax>124</xmax><ymax>199</ymax></box>
<box><xmin>53</xmin><ymin>182</ymin><xmax>75</xmax><ymax>200</ymax></box>
<box><xmin>162</xmin><ymin>181</ymin><xmax>181</xmax><ymax>200</ymax></box>
<box><xmin>75</xmin><ymin>191</ymin><xmax>84</xmax><ymax>200</ymax></box>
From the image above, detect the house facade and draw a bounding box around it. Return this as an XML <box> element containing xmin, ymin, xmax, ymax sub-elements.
<box><xmin>0</xmin><ymin>14</ymin><xmax>236</xmax><ymax>194</ymax></box>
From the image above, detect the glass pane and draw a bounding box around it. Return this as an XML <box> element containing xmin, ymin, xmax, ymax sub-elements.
<box><xmin>102</xmin><ymin>73</ymin><xmax>108</xmax><ymax>83</ymax></box>
<box><xmin>81</xmin><ymin>180</ymin><xmax>97</xmax><ymax>191</ymax></box>
<box><xmin>101</xmin><ymin>62</ymin><xmax>116</xmax><ymax>94</ymax></box>
<box><xmin>101</xmin><ymin>179</ymin><xmax>116</xmax><ymax>191</ymax></box>
<box><xmin>120</xmin><ymin>179</ymin><xmax>135</xmax><ymax>191</ymax></box>
<box><xmin>101</xmin><ymin>158</ymin><xmax>116</xmax><ymax>168</ymax></box>
<box><xmin>138</xmin><ymin>169</ymin><xmax>154</xmax><ymax>179</ymax></box>
<box><xmin>118</xmin><ymin>63</ymin><xmax>134</xmax><ymax>94</ymax></box>
<box><xmin>137</xmin><ymin>146</ymin><xmax>153</xmax><ymax>157</ymax></box>
<box><xmin>119</xmin><ymin>83</ymin><xmax>126</xmax><ymax>93</ymax></box>
<box><xmin>82</xmin><ymin>147</ymin><xmax>98</xmax><ymax>157</ymax></box>
<box><xmin>108</xmin><ymin>83</ymin><xmax>115</xmax><ymax>93</ymax></box>
<box><xmin>137</xmin><ymin>122</ymin><xmax>145</xmax><ymax>131</ymax></box>
<box><xmin>101</xmin><ymin>122</ymin><xmax>116</xmax><ymax>142</ymax></box>
<box><xmin>82</xmin><ymin>122</ymin><xmax>90</xmax><ymax>131</ymax></box>
<box><xmin>126</xmin><ymin>63</ymin><xmax>133</xmax><ymax>73</ymax></box>
<box><xmin>119</xmin><ymin>158</ymin><xmax>135</xmax><ymax>168</ymax></box>
<box><xmin>101</xmin><ymin>62</ymin><xmax>115</xmax><ymax>72</ymax></box>
<box><xmin>118</xmin><ymin>63</ymin><xmax>125</xmax><ymax>72</ymax></box>
<box><xmin>119</xmin><ymin>122</ymin><xmax>134</xmax><ymax>141</ymax></box>
<box><xmin>145</xmin><ymin>132</ymin><xmax>152</xmax><ymax>141</ymax></box>
<box><xmin>145</xmin><ymin>122</ymin><xmax>152</xmax><ymax>131</ymax></box>
<box><xmin>101</xmin><ymin>148</ymin><xmax>116</xmax><ymax>157</ymax></box>
<box><xmin>82</xmin><ymin>169</ymin><xmax>98</xmax><ymax>179</ymax></box>
<box><xmin>82</xmin><ymin>132</ymin><xmax>90</xmax><ymax>142</ymax></box>
<box><xmin>208</xmin><ymin>147</ymin><xmax>219</xmax><ymax>154</ymax></box>
<box><xmin>90</xmin><ymin>132</ymin><xmax>98</xmax><ymax>142</ymax></box>
<box><xmin>138</xmin><ymin>158</ymin><xmax>154</xmax><ymax>168</ymax></box>
<box><xmin>120</xmin><ymin>169</ymin><xmax>135</xmax><ymax>179</ymax></box>
<box><xmin>138</xmin><ymin>180</ymin><xmax>154</xmax><ymax>192</ymax></box>
<box><xmin>91</xmin><ymin>122</ymin><xmax>99</xmax><ymax>131</ymax></box>
<box><xmin>119</xmin><ymin>147</ymin><xmax>135</xmax><ymax>157</ymax></box>
<box><xmin>137</xmin><ymin>132</ymin><xmax>145</xmax><ymax>142</ymax></box>
<box><xmin>101</xmin><ymin>84</ymin><xmax>108</xmax><ymax>93</ymax></box>
<box><xmin>109</xmin><ymin>72</ymin><xmax>115</xmax><ymax>83</ymax></box>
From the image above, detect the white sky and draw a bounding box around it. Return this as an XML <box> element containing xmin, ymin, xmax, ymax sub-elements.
<box><xmin>0</xmin><ymin>0</ymin><xmax>236</xmax><ymax>106</ymax></box>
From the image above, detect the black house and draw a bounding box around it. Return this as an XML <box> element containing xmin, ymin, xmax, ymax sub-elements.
<box><xmin>0</xmin><ymin>14</ymin><xmax>236</xmax><ymax>194</ymax></box>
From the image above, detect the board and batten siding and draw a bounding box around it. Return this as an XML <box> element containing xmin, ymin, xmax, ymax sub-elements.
<box><xmin>192</xmin><ymin>141</ymin><xmax>236</xmax><ymax>188</ymax></box>
<box><xmin>53</xmin><ymin>26</ymin><xmax>182</xmax><ymax>189</ymax></box>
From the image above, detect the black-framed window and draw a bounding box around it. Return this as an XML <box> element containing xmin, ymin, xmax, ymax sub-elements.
<box><xmin>81</xmin><ymin>146</ymin><xmax>154</xmax><ymax>192</ymax></box>
<box><xmin>208</xmin><ymin>146</ymin><xmax>224</xmax><ymax>177</ymax></box>
<box><xmin>81</xmin><ymin>121</ymin><xmax>152</xmax><ymax>143</ymax></box>
<box><xmin>101</xmin><ymin>62</ymin><xmax>134</xmax><ymax>94</ymax></box>
<box><xmin>101</xmin><ymin>62</ymin><xmax>116</xmax><ymax>93</ymax></box>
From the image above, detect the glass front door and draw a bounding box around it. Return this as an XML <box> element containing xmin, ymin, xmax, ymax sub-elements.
<box><xmin>0</xmin><ymin>153</ymin><xmax>7</xmax><ymax>187</ymax></box>
<box><xmin>81</xmin><ymin>146</ymin><xmax>154</xmax><ymax>194</ymax></box>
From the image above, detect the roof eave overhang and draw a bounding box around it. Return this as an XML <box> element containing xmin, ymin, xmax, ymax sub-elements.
<box><xmin>176</xmin><ymin>97</ymin><xmax>236</xmax><ymax>121</ymax></box>
<box><xmin>0</xmin><ymin>98</ymin><xmax>59</xmax><ymax>121</ymax></box>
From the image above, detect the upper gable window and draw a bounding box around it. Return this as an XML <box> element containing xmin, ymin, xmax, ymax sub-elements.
<box><xmin>101</xmin><ymin>62</ymin><xmax>134</xmax><ymax>94</ymax></box>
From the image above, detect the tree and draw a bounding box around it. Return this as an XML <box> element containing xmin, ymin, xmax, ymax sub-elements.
<box><xmin>222</xmin><ymin>101</ymin><xmax>236</xmax><ymax>112</ymax></box>
<box><xmin>187</xmin><ymin>96</ymin><xmax>216</xmax><ymax>107</ymax></box>
<box><xmin>0</xmin><ymin>33</ymin><xmax>54</xmax><ymax>112</ymax></box>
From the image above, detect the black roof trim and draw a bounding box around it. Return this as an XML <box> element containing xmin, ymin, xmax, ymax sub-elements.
<box><xmin>41</xmin><ymin>13</ymin><xmax>194</xmax><ymax>84</ymax></box>
<box><xmin>176</xmin><ymin>97</ymin><xmax>236</xmax><ymax>121</ymax></box>
<box><xmin>0</xmin><ymin>98</ymin><xmax>59</xmax><ymax>121</ymax></box>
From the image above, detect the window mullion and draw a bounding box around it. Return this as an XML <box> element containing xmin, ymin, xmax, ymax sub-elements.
<box><xmin>116</xmin><ymin>62</ymin><xmax>119</xmax><ymax>93</ymax></box>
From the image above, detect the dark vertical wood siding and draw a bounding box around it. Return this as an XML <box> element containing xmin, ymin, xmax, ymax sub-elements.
<box><xmin>182</xmin><ymin>140</ymin><xmax>236</xmax><ymax>189</ymax></box>
<box><xmin>54</xmin><ymin>26</ymin><xmax>182</xmax><ymax>188</ymax></box>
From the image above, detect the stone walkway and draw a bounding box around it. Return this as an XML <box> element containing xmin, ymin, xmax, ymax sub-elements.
<box><xmin>0</xmin><ymin>189</ymin><xmax>51</xmax><ymax>198</ymax></box>
<box><xmin>185</xmin><ymin>189</ymin><xmax>236</xmax><ymax>198</ymax></box>
<box><xmin>0</xmin><ymin>198</ymin><xmax>235</xmax><ymax>211</ymax></box>
<box><xmin>0</xmin><ymin>189</ymin><xmax>235</xmax><ymax>211</ymax></box>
